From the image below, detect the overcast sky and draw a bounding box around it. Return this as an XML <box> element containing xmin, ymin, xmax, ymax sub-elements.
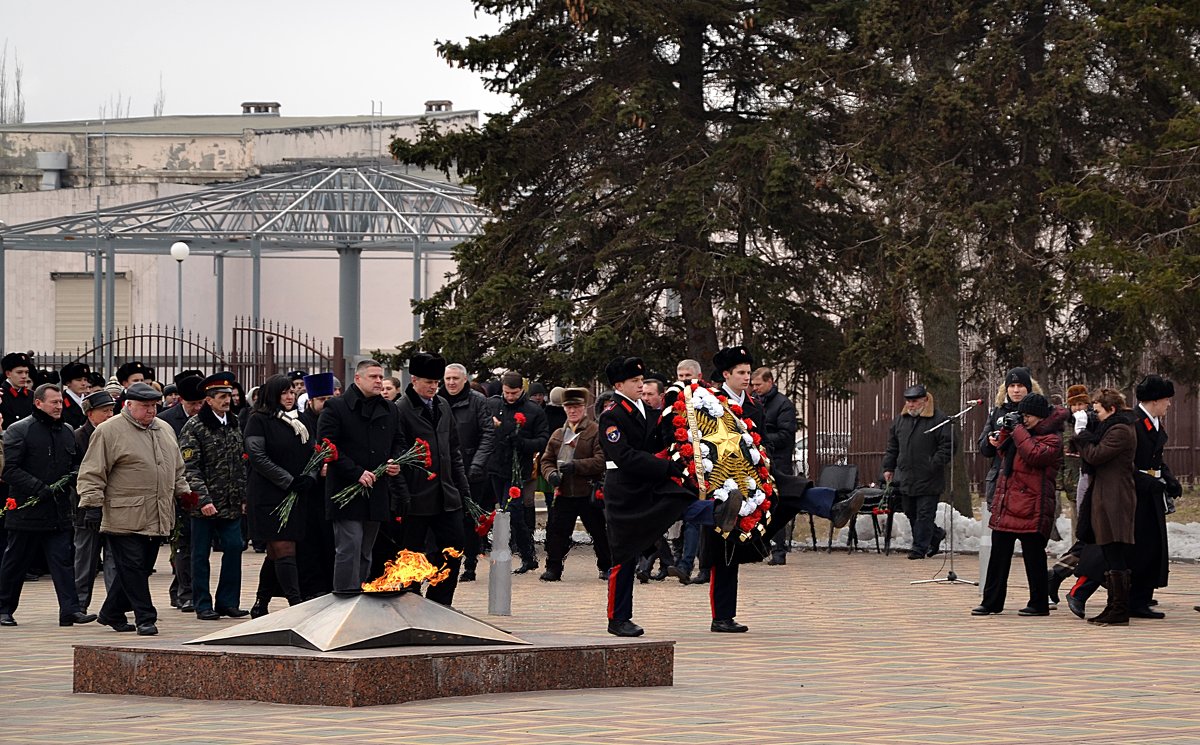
<box><xmin>3</xmin><ymin>1</ymin><xmax>514</xmax><ymax>122</ymax></box>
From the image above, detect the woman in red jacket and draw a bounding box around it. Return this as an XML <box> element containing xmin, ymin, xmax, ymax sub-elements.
<box><xmin>973</xmin><ymin>393</ymin><xmax>1067</xmax><ymax>617</ymax></box>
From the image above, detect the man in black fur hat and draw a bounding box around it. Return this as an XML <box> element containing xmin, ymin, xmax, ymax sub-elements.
<box><xmin>1130</xmin><ymin>375</ymin><xmax>1180</xmax><ymax>619</ymax></box>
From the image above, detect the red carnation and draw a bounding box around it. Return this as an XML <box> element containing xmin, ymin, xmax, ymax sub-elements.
<box><xmin>426</xmin><ymin>472</ymin><xmax>437</xmax><ymax>481</ymax></box>
<box><xmin>679</xmin><ymin>443</ymin><xmax>694</xmax><ymax>458</ymax></box>
<box><xmin>738</xmin><ymin>516</ymin><xmax>757</xmax><ymax>533</ymax></box>
<box><xmin>655</xmin><ymin>450</ymin><xmax>669</xmax><ymax>460</ymax></box>
<box><xmin>686</xmin><ymin>462</ymin><xmax>696</xmax><ymax>475</ymax></box>
<box><xmin>763</xmin><ymin>482</ymin><xmax>774</xmax><ymax>496</ymax></box>
<box><xmin>743</xmin><ymin>418</ymin><xmax>756</xmax><ymax>430</ymax></box>
<box><xmin>672</xmin><ymin>400</ymin><xmax>686</xmax><ymax>413</ymax></box>
<box><xmin>508</xmin><ymin>486</ymin><xmax>521</xmax><ymax>499</ymax></box>
<box><xmin>594</xmin><ymin>488</ymin><xmax>604</xmax><ymax>500</ymax></box>
<box><xmin>751</xmin><ymin>432</ymin><xmax>762</xmax><ymax>445</ymax></box>
<box><xmin>717</xmin><ymin>394</ymin><xmax>727</xmax><ymax>403</ymax></box>
<box><xmin>475</xmin><ymin>524</ymin><xmax>489</xmax><ymax>536</ymax></box>
<box><xmin>672</xmin><ymin>415</ymin><xmax>687</xmax><ymax>428</ymax></box>
<box><xmin>674</xmin><ymin>428</ymin><xmax>689</xmax><ymax>442</ymax></box>
<box><xmin>729</xmin><ymin>404</ymin><xmax>743</xmax><ymax>416</ymax></box>
<box><xmin>758</xmin><ymin>467</ymin><xmax>770</xmax><ymax>480</ymax></box>
<box><xmin>761</xmin><ymin>499</ymin><xmax>771</xmax><ymax>511</ymax></box>
<box><xmin>4</xmin><ymin>498</ymin><xmax>15</xmax><ymax>511</ymax></box>
<box><xmin>689</xmin><ymin>383</ymin><xmax>699</xmax><ymax>391</ymax></box>
<box><xmin>670</xmin><ymin>477</ymin><xmax>683</xmax><ymax>486</ymax></box>
<box><xmin>514</xmin><ymin>413</ymin><xmax>527</xmax><ymax>427</ymax></box>
<box><xmin>241</xmin><ymin>452</ymin><xmax>249</xmax><ymax>461</ymax></box>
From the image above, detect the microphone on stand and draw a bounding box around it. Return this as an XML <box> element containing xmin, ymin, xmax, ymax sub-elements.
<box><xmin>964</xmin><ymin>398</ymin><xmax>985</xmax><ymax>407</ymax></box>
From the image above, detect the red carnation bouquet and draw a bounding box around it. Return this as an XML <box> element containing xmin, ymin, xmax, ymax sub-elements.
<box><xmin>275</xmin><ymin>438</ymin><xmax>338</xmax><ymax>527</ymax></box>
<box><xmin>1</xmin><ymin>469</ymin><xmax>79</xmax><ymax>516</ymax></box>
<box><xmin>331</xmin><ymin>439</ymin><xmax>432</xmax><ymax>509</ymax></box>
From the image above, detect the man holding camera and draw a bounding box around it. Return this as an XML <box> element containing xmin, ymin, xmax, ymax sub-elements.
<box><xmin>882</xmin><ymin>384</ymin><xmax>952</xmax><ymax>560</ymax></box>
<box><xmin>979</xmin><ymin>367</ymin><xmax>1035</xmax><ymax>506</ymax></box>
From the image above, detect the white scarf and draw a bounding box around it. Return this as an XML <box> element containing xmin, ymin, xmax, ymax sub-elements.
<box><xmin>278</xmin><ymin>409</ymin><xmax>310</xmax><ymax>444</ymax></box>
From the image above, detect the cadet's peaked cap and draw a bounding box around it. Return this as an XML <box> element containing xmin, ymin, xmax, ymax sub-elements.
<box><xmin>903</xmin><ymin>384</ymin><xmax>927</xmax><ymax>399</ymax></box>
<box><xmin>286</xmin><ymin>369</ymin><xmax>307</xmax><ymax>381</ymax></box>
<box><xmin>81</xmin><ymin>391</ymin><xmax>116</xmax><ymax>412</ymax></box>
<box><xmin>304</xmin><ymin>372</ymin><xmax>335</xmax><ymax>398</ymax></box>
<box><xmin>562</xmin><ymin>387</ymin><xmax>589</xmax><ymax>406</ymax></box>
<box><xmin>605</xmin><ymin>357</ymin><xmax>645</xmax><ymax>385</ymax></box>
<box><xmin>123</xmin><ymin>382</ymin><xmax>162</xmax><ymax>402</ymax></box>
<box><xmin>2</xmin><ymin>352</ymin><xmax>31</xmax><ymax>372</ymax></box>
<box><xmin>1136</xmin><ymin>375</ymin><xmax>1175</xmax><ymax>402</ymax></box>
<box><xmin>201</xmin><ymin>372</ymin><xmax>237</xmax><ymax>395</ymax></box>
<box><xmin>60</xmin><ymin>361</ymin><xmax>91</xmax><ymax>382</ymax></box>
<box><xmin>712</xmin><ymin>346</ymin><xmax>755</xmax><ymax>375</ymax></box>
<box><xmin>176</xmin><ymin>375</ymin><xmax>205</xmax><ymax>403</ymax></box>
<box><xmin>116</xmin><ymin>361</ymin><xmax>148</xmax><ymax>383</ymax></box>
<box><xmin>409</xmin><ymin>352</ymin><xmax>447</xmax><ymax>381</ymax></box>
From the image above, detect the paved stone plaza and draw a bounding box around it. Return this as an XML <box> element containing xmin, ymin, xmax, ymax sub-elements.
<box><xmin>4</xmin><ymin>544</ymin><xmax>1200</xmax><ymax>744</ymax></box>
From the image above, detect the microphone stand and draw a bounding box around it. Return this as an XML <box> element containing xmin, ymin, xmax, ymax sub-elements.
<box><xmin>911</xmin><ymin>401</ymin><xmax>979</xmax><ymax>586</ymax></box>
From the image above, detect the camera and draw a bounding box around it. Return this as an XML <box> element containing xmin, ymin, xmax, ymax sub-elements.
<box><xmin>999</xmin><ymin>411</ymin><xmax>1022</xmax><ymax>432</ymax></box>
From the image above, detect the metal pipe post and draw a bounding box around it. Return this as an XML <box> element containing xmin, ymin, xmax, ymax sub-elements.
<box><xmin>215</xmin><ymin>253</ymin><xmax>225</xmax><ymax>354</ymax></box>
<box><xmin>488</xmin><ymin>511</ymin><xmax>513</xmax><ymax>616</ymax></box>
<box><xmin>176</xmin><ymin>260</ymin><xmax>184</xmax><ymax>371</ymax></box>
<box><xmin>93</xmin><ymin>247</ymin><xmax>103</xmax><ymax>352</ymax></box>
<box><xmin>337</xmin><ymin>246</ymin><xmax>362</xmax><ymax>369</ymax></box>
<box><xmin>411</xmin><ymin>239</ymin><xmax>422</xmax><ymax>343</ymax></box>
<box><xmin>251</xmin><ymin>238</ymin><xmax>262</xmax><ymax>325</ymax></box>
<box><xmin>105</xmin><ymin>239</ymin><xmax>115</xmax><ymax>375</ymax></box>
<box><xmin>0</xmin><ymin>237</ymin><xmax>6</xmax><ymax>352</ymax></box>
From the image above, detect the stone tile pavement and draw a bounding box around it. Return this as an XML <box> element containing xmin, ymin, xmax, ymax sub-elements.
<box><xmin>4</xmin><ymin>544</ymin><xmax>1200</xmax><ymax>744</ymax></box>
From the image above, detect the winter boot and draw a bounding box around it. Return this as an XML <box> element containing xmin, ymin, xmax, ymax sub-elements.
<box><xmin>1047</xmin><ymin>564</ymin><xmax>1072</xmax><ymax>607</ymax></box>
<box><xmin>1094</xmin><ymin>569</ymin><xmax>1131</xmax><ymax>626</ymax></box>
<box><xmin>273</xmin><ymin>555</ymin><xmax>303</xmax><ymax>607</ymax></box>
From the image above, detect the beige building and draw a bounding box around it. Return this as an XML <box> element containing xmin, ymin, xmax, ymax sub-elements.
<box><xmin>0</xmin><ymin>103</ymin><xmax>479</xmax><ymax>373</ymax></box>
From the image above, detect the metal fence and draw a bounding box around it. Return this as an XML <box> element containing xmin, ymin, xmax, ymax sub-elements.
<box><xmin>33</xmin><ymin>318</ymin><xmax>343</xmax><ymax>391</ymax></box>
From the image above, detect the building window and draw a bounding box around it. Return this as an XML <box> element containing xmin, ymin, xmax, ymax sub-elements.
<box><xmin>52</xmin><ymin>272</ymin><xmax>131</xmax><ymax>352</ymax></box>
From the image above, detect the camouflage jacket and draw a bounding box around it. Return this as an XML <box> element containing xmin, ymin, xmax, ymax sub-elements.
<box><xmin>178</xmin><ymin>404</ymin><xmax>246</xmax><ymax>520</ymax></box>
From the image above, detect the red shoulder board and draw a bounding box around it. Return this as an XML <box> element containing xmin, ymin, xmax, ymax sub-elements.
<box><xmin>621</xmin><ymin>400</ymin><xmax>634</xmax><ymax>413</ymax></box>
<box><xmin>603</xmin><ymin>401</ymin><xmax>617</xmax><ymax>412</ymax></box>
<box><xmin>1145</xmin><ymin>418</ymin><xmax>1154</xmax><ymax>431</ymax></box>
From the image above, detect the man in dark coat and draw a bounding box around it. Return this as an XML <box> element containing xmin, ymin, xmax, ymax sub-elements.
<box><xmin>600</xmin><ymin>356</ymin><xmax>695</xmax><ymax>637</ymax></box>
<box><xmin>486</xmin><ymin>372</ymin><xmax>550</xmax><ymax>573</ymax></box>
<box><xmin>882</xmin><ymin>384</ymin><xmax>952</xmax><ymax>560</ymax></box>
<box><xmin>158</xmin><ymin>373</ymin><xmax>205</xmax><ymax>612</ymax></box>
<box><xmin>317</xmin><ymin>360</ymin><xmax>404</xmax><ymax>593</ymax></box>
<box><xmin>0</xmin><ymin>384</ymin><xmax>93</xmax><ymax>627</ymax></box>
<box><xmin>58</xmin><ymin>361</ymin><xmax>91</xmax><ymax>429</ymax></box>
<box><xmin>296</xmin><ymin>372</ymin><xmax>336</xmax><ymax>598</ymax></box>
<box><xmin>395</xmin><ymin>353</ymin><xmax>472</xmax><ymax>606</ymax></box>
<box><xmin>1129</xmin><ymin>375</ymin><xmax>1180</xmax><ymax>619</ymax></box>
<box><xmin>442</xmin><ymin>363</ymin><xmax>495</xmax><ymax>582</ymax></box>
<box><xmin>72</xmin><ymin>391</ymin><xmax>116</xmax><ymax>614</ymax></box>
<box><xmin>179</xmin><ymin>372</ymin><xmax>248</xmax><ymax>620</ymax></box>
<box><xmin>752</xmin><ymin>367</ymin><xmax>798</xmax><ymax>564</ymax></box>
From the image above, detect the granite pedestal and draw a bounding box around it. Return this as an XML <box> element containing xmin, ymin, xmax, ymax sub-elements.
<box><xmin>73</xmin><ymin>633</ymin><xmax>674</xmax><ymax>706</ymax></box>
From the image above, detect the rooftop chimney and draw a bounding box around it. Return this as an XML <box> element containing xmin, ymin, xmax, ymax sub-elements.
<box><xmin>424</xmin><ymin>100</ymin><xmax>453</xmax><ymax>113</ymax></box>
<box><xmin>241</xmin><ymin>101</ymin><xmax>281</xmax><ymax>116</ymax></box>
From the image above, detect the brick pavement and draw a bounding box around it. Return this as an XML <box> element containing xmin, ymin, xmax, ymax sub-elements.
<box><xmin>4</xmin><ymin>544</ymin><xmax>1200</xmax><ymax>744</ymax></box>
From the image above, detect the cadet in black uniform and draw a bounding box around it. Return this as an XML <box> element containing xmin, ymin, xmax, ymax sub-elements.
<box><xmin>1129</xmin><ymin>375</ymin><xmax>1179</xmax><ymax>618</ymax></box>
<box><xmin>0</xmin><ymin>353</ymin><xmax>35</xmax><ymax>427</ymax></box>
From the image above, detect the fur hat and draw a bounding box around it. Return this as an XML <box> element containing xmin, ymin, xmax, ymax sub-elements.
<box><xmin>409</xmin><ymin>352</ymin><xmax>447</xmax><ymax>381</ymax></box>
<box><xmin>115</xmin><ymin>361</ymin><xmax>149</xmax><ymax>384</ymax></box>
<box><xmin>60</xmin><ymin>361</ymin><xmax>91</xmax><ymax>383</ymax></box>
<box><xmin>1</xmin><ymin>352</ymin><xmax>31</xmax><ymax>373</ymax></box>
<box><xmin>1066</xmin><ymin>385</ymin><xmax>1090</xmax><ymax>406</ymax></box>
<box><xmin>561</xmin><ymin>387</ymin><xmax>589</xmax><ymax>406</ymax></box>
<box><xmin>1017</xmin><ymin>392</ymin><xmax>1052</xmax><ymax>418</ymax></box>
<box><xmin>176</xmin><ymin>375</ymin><xmax>205</xmax><ymax>403</ymax></box>
<box><xmin>1136</xmin><ymin>375</ymin><xmax>1175</xmax><ymax>402</ymax></box>
<box><xmin>605</xmin><ymin>356</ymin><xmax>645</xmax><ymax>385</ymax></box>
<box><xmin>712</xmin><ymin>346</ymin><xmax>755</xmax><ymax>378</ymax></box>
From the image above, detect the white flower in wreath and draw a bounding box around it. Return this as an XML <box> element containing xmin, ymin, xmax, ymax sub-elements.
<box><xmin>702</xmin><ymin>458</ymin><xmax>714</xmax><ymax>474</ymax></box>
<box><xmin>691</xmin><ymin>387</ymin><xmax>725</xmax><ymax>418</ymax></box>
<box><xmin>742</xmin><ymin>433</ymin><xmax>754</xmax><ymax>447</ymax></box>
<box><xmin>700</xmin><ymin>443</ymin><xmax>712</xmax><ymax>458</ymax></box>
<box><xmin>738</xmin><ymin>499</ymin><xmax>755</xmax><ymax>517</ymax></box>
<box><xmin>724</xmin><ymin>478</ymin><xmax>738</xmax><ymax>491</ymax></box>
<box><xmin>712</xmin><ymin>487</ymin><xmax>730</xmax><ymax>502</ymax></box>
<box><xmin>745</xmin><ymin>477</ymin><xmax>757</xmax><ymax>493</ymax></box>
<box><xmin>748</xmin><ymin>448</ymin><xmax>761</xmax><ymax>465</ymax></box>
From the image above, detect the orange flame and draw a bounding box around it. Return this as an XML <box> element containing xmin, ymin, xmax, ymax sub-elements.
<box><xmin>361</xmin><ymin>547</ymin><xmax>465</xmax><ymax>592</ymax></box>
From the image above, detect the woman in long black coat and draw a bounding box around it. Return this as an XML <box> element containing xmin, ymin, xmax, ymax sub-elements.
<box><xmin>244</xmin><ymin>374</ymin><xmax>318</xmax><ymax>615</ymax></box>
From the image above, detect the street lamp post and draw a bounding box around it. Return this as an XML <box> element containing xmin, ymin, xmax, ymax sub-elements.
<box><xmin>170</xmin><ymin>241</ymin><xmax>190</xmax><ymax>372</ymax></box>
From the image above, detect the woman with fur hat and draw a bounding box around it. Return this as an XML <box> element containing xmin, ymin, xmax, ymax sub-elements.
<box><xmin>973</xmin><ymin>393</ymin><xmax>1067</xmax><ymax>617</ymax></box>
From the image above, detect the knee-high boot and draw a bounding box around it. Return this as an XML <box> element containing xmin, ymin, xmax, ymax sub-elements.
<box><xmin>273</xmin><ymin>555</ymin><xmax>303</xmax><ymax>606</ymax></box>
<box><xmin>1091</xmin><ymin>569</ymin><xmax>1130</xmax><ymax>626</ymax></box>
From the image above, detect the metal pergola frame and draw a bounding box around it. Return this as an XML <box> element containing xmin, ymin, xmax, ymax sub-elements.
<box><xmin>0</xmin><ymin>165</ymin><xmax>488</xmax><ymax>376</ymax></box>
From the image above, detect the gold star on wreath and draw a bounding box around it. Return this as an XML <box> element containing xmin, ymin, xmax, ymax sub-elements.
<box><xmin>702</xmin><ymin>415</ymin><xmax>744</xmax><ymax>466</ymax></box>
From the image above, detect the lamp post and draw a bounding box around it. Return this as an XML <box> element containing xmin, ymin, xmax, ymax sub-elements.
<box><xmin>170</xmin><ymin>241</ymin><xmax>190</xmax><ymax>372</ymax></box>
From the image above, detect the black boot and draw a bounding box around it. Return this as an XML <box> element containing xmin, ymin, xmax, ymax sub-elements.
<box><xmin>1094</xmin><ymin>569</ymin><xmax>1131</xmax><ymax>626</ymax></box>
<box><xmin>1047</xmin><ymin>564</ymin><xmax>1071</xmax><ymax>606</ymax></box>
<box><xmin>273</xmin><ymin>555</ymin><xmax>303</xmax><ymax>606</ymax></box>
<box><xmin>250</xmin><ymin>597</ymin><xmax>270</xmax><ymax>619</ymax></box>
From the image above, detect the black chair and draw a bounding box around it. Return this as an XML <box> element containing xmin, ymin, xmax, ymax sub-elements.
<box><xmin>816</xmin><ymin>464</ymin><xmax>858</xmax><ymax>552</ymax></box>
<box><xmin>846</xmin><ymin>486</ymin><xmax>900</xmax><ymax>553</ymax></box>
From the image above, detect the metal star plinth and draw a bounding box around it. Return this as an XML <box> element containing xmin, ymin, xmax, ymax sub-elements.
<box><xmin>185</xmin><ymin>592</ymin><xmax>529</xmax><ymax>652</ymax></box>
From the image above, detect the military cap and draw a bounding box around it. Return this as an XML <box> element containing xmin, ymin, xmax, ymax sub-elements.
<box><xmin>1</xmin><ymin>352</ymin><xmax>32</xmax><ymax>372</ymax></box>
<box><xmin>1136</xmin><ymin>375</ymin><xmax>1175</xmax><ymax>402</ymax></box>
<box><xmin>115</xmin><ymin>361</ymin><xmax>149</xmax><ymax>383</ymax></box>
<box><xmin>87</xmin><ymin>371</ymin><xmax>106</xmax><ymax>389</ymax></box>
<box><xmin>304</xmin><ymin>372</ymin><xmax>335</xmax><ymax>398</ymax></box>
<box><xmin>903</xmin><ymin>384</ymin><xmax>927</xmax><ymax>399</ymax></box>
<box><xmin>123</xmin><ymin>382</ymin><xmax>162</xmax><ymax>402</ymax></box>
<box><xmin>176</xmin><ymin>374</ymin><xmax>205</xmax><ymax>403</ymax></box>
<box><xmin>409</xmin><ymin>353</ymin><xmax>446</xmax><ymax>381</ymax></box>
<box><xmin>60</xmin><ymin>361</ymin><xmax>91</xmax><ymax>383</ymax></box>
<box><xmin>286</xmin><ymin>369</ymin><xmax>307</xmax><ymax>381</ymax></box>
<box><xmin>201</xmin><ymin>372</ymin><xmax>237</xmax><ymax>395</ymax></box>
<box><xmin>33</xmin><ymin>368</ymin><xmax>58</xmax><ymax>386</ymax></box>
<box><xmin>605</xmin><ymin>356</ymin><xmax>645</xmax><ymax>385</ymax></box>
<box><xmin>174</xmin><ymin>369</ymin><xmax>204</xmax><ymax>384</ymax></box>
<box><xmin>712</xmin><ymin>346</ymin><xmax>755</xmax><ymax>376</ymax></box>
<box><xmin>81</xmin><ymin>390</ymin><xmax>116</xmax><ymax>412</ymax></box>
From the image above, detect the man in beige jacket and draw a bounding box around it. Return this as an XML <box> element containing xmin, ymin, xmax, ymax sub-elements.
<box><xmin>77</xmin><ymin>383</ymin><xmax>194</xmax><ymax>636</ymax></box>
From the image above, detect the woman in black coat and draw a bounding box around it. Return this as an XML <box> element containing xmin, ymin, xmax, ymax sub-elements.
<box><xmin>244</xmin><ymin>374</ymin><xmax>318</xmax><ymax>615</ymax></box>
